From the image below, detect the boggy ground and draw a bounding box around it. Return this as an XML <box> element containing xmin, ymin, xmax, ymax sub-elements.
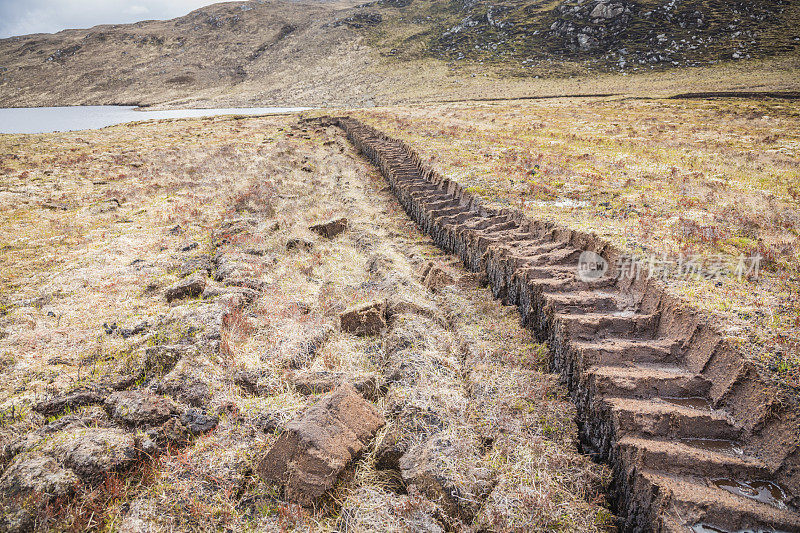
<box><xmin>0</xmin><ymin>116</ymin><xmax>611</xmax><ymax>531</ymax></box>
<box><xmin>352</xmin><ymin>97</ymin><xmax>800</xmax><ymax>394</ymax></box>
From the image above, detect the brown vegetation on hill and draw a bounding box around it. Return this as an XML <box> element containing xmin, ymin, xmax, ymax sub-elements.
<box><xmin>0</xmin><ymin>0</ymin><xmax>798</xmax><ymax>108</ymax></box>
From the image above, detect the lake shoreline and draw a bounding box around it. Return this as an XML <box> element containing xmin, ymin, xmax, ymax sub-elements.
<box><xmin>0</xmin><ymin>105</ymin><xmax>313</xmax><ymax>134</ymax></box>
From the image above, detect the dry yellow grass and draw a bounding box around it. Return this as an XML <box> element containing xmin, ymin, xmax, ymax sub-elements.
<box><xmin>0</xmin><ymin>115</ymin><xmax>610</xmax><ymax>531</ymax></box>
<box><xmin>0</xmin><ymin>116</ymin><xmax>298</xmax><ymax>406</ymax></box>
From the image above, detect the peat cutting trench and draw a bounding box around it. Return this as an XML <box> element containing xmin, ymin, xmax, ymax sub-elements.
<box><xmin>321</xmin><ymin>116</ymin><xmax>800</xmax><ymax>533</ymax></box>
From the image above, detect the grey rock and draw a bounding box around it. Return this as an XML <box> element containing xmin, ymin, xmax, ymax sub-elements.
<box><xmin>40</xmin><ymin>427</ymin><xmax>137</xmax><ymax>482</ymax></box>
<box><xmin>180</xmin><ymin>408</ymin><xmax>218</xmax><ymax>434</ymax></box>
<box><xmin>578</xmin><ymin>33</ymin><xmax>600</xmax><ymax>50</ymax></box>
<box><xmin>590</xmin><ymin>2</ymin><xmax>625</xmax><ymax>19</ymax></box>
<box><xmin>105</xmin><ymin>390</ymin><xmax>176</xmax><ymax>427</ymax></box>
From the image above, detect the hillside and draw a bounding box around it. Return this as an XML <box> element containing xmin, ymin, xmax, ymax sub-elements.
<box><xmin>0</xmin><ymin>0</ymin><xmax>799</xmax><ymax>108</ymax></box>
<box><xmin>0</xmin><ymin>0</ymin><xmax>375</xmax><ymax>108</ymax></box>
<box><xmin>365</xmin><ymin>0</ymin><xmax>800</xmax><ymax>74</ymax></box>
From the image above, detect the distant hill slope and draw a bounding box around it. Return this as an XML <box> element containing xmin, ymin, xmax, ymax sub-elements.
<box><xmin>0</xmin><ymin>0</ymin><xmax>798</xmax><ymax>107</ymax></box>
<box><xmin>363</xmin><ymin>0</ymin><xmax>800</xmax><ymax>74</ymax></box>
<box><xmin>0</xmin><ymin>0</ymin><xmax>373</xmax><ymax>108</ymax></box>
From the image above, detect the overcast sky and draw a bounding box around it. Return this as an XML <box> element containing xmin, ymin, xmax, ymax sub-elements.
<box><xmin>0</xmin><ymin>0</ymin><xmax>221</xmax><ymax>38</ymax></box>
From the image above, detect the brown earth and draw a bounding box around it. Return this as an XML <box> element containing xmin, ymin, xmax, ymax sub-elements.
<box><xmin>257</xmin><ymin>383</ymin><xmax>385</xmax><ymax>505</ymax></box>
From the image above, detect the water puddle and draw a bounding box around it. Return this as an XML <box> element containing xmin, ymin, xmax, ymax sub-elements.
<box><xmin>712</xmin><ymin>478</ymin><xmax>790</xmax><ymax>509</ymax></box>
<box><xmin>0</xmin><ymin>105</ymin><xmax>312</xmax><ymax>134</ymax></box>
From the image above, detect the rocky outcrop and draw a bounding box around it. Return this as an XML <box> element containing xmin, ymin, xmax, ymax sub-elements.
<box><xmin>429</xmin><ymin>0</ymin><xmax>791</xmax><ymax>72</ymax></box>
<box><xmin>549</xmin><ymin>0</ymin><xmax>635</xmax><ymax>52</ymax></box>
<box><xmin>257</xmin><ymin>384</ymin><xmax>384</xmax><ymax>505</ymax></box>
<box><xmin>105</xmin><ymin>390</ymin><xmax>177</xmax><ymax>427</ymax></box>
<box><xmin>590</xmin><ymin>2</ymin><xmax>626</xmax><ymax>20</ymax></box>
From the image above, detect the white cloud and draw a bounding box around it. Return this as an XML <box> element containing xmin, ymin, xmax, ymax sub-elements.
<box><xmin>0</xmin><ymin>0</ymin><xmax>222</xmax><ymax>38</ymax></box>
